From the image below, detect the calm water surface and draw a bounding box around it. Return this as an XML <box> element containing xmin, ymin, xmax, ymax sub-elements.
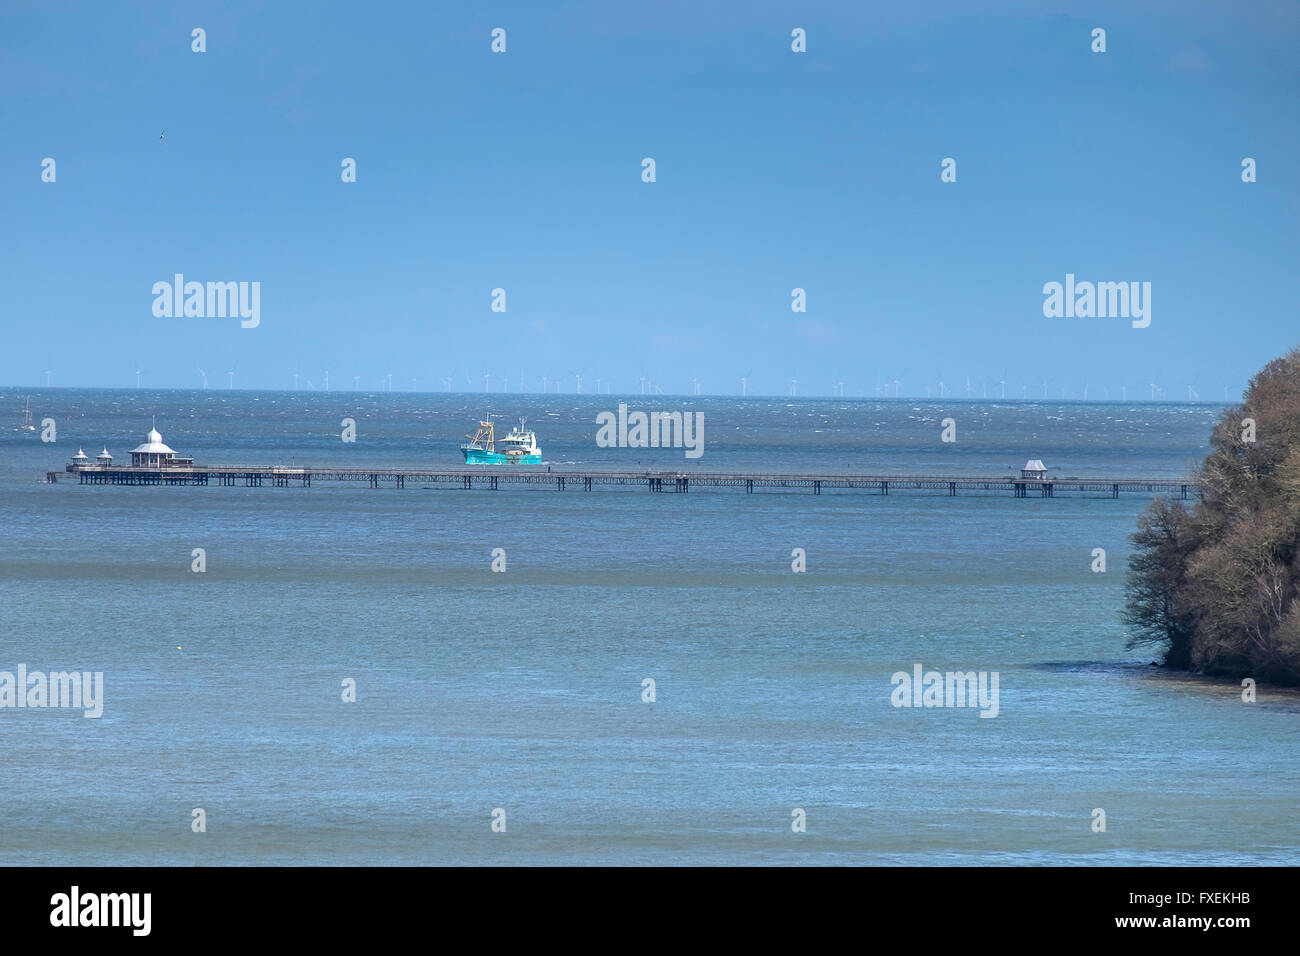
<box><xmin>1</xmin><ymin>389</ymin><xmax>1295</xmax><ymax>864</ymax></box>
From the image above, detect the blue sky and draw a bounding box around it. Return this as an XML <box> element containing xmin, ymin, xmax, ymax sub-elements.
<box><xmin>3</xmin><ymin>0</ymin><xmax>1297</xmax><ymax>397</ymax></box>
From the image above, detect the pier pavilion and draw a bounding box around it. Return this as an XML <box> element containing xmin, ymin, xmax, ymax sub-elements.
<box><xmin>128</xmin><ymin>427</ymin><xmax>193</xmax><ymax>468</ymax></box>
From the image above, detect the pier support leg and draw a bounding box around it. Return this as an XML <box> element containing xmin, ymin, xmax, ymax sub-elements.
<box><xmin>1181</xmin><ymin>484</ymin><xmax>1187</xmax><ymax>500</ymax></box>
<box><xmin>557</xmin><ymin>476</ymin><xmax>565</xmax><ymax>491</ymax></box>
<box><xmin>1113</xmin><ymin>483</ymin><xmax>1119</xmax><ymax>499</ymax></box>
<box><xmin>814</xmin><ymin>480</ymin><xmax>821</xmax><ymax>495</ymax></box>
<box><xmin>949</xmin><ymin>482</ymin><xmax>956</xmax><ymax>496</ymax></box>
<box><xmin>746</xmin><ymin>479</ymin><xmax>753</xmax><ymax>494</ymax></box>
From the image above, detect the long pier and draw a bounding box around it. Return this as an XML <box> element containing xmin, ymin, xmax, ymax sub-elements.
<box><xmin>67</xmin><ymin>465</ymin><xmax>1200</xmax><ymax>498</ymax></box>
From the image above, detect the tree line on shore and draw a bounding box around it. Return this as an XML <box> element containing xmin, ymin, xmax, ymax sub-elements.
<box><xmin>1125</xmin><ymin>346</ymin><xmax>1300</xmax><ymax>685</ymax></box>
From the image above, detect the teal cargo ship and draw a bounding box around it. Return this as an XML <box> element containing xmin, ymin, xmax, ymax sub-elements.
<box><xmin>460</xmin><ymin>418</ymin><xmax>542</xmax><ymax>464</ymax></box>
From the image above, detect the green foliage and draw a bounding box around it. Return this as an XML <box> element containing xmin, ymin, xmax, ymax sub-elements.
<box><xmin>1124</xmin><ymin>347</ymin><xmax>1300</xmax><ymax>684</ymax></box>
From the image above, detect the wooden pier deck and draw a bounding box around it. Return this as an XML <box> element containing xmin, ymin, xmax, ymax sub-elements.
<box><xmin>69</xmin><ymin>465</ymin><xmax>1201</xmax><ymax>498</ymax></box>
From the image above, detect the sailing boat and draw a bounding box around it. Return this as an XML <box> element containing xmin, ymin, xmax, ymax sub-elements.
<box><xmin>19</xmin><ymin>397</ymin><xmax>36</xmax><ymax>432</ymax></box>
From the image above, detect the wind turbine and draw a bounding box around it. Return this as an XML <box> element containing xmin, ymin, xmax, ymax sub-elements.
<box><xmin>197</xmin><ymin>367</ymin><xmax>207</xmax><ymax>389</ymax></box>
<box><xmin>638</xmin><ymin>375</ymin><xmax>646</xmax><ymax>395</ymax></box>
<box><xmin>594</xmin><ymin>376</ymin><xmax>601</xmax><ymax>393</ymax></box>
<box><xmin>44</xmin><ymin>368</ymin><xmax>51</xmax><ymax>387</ymax></box>
<box><xmin>789</xmin><ymin>379</ymin><xmax>797</xmax><ymax>397</ymax></box>
<box><xmin>483</xmin><ymin>372</ymin><xmax>490</xmax><ymax>393</ymax></box>
<box><xmin>442</xmin><ymin>376</ymin><xmax>453</xmax><ymax>393</ymax></box>
<box><xmin>412</xmin><ymin>377</ymin><xmax>418</xmax><ymax>392</ymax></box>
<box><xmin>740</xmin><ymin>375</ymin><xmax>748</xmax><ymax>397</ymax></box>
<box><xmin>353</xmin><ymin>375</ymin><xmax>360</xmax><ymax>391</ymax></box>
<box><xmin>892</xmin><ymin>378</ymin><xmax>900</xmax><ymax>398</ymax></box>
<box><xmin>543</xmin><ymin>375</ymin><xmax>550</xmax><ymax>393</ymax></box>
<box><xmin>135</xmin><ymin>365</ymin><xmax>142</xmax><ymax>388</ymax></box>
<box><xmin>573</xmin><ymin>370</ymin><xmax>584</xmax><ymax>394</ymax></box>
<box><xmin>226</xmin><ymin>361</ymin><xmax>237</xmax><ymax>389</ymax></box>
<box><xmin>999</xmin><ymin>378</ymin><xmax>1006</xmax><ymax>399</ymax></box>
<box><xmin>387</xmin><ymin>372</ymin><xmax>394</xmax><ymax>392</ymax></box>
<box><xmin>938</xmin><ymin>380</ymin><xmax>947</xmax><ymax>398</ymax></box>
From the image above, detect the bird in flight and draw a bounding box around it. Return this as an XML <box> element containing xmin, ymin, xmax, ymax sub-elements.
<box><xmin>159</xmin><ymin>128</ymin><xmax>167</xmax><ymax>143</ymax></box>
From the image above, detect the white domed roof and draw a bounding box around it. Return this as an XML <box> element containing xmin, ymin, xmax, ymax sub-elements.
<box><xmin>98</xmin><ymin>448</ymin><xmax>112</xmax><ymax>458</ymax></box>
<box><xmin>71</xmin><ymin>448</ymin><xmax>88</xmax><ymax>459</ymax></box>
<box><xmin>131</xmin><ymin>426</ymin><xmax>175</xmax><ymax>455</ymax></box>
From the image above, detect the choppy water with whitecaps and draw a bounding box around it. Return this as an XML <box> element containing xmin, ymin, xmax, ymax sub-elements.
<box><xmin>1</xmin><ymin>389</ymin><xmax>1296</xmax><ymax>865</ymax></box>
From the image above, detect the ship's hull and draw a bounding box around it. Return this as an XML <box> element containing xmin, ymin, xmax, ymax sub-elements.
<box><xmin>461</xmin><ymin>448</ymin><xmax>541</xmax><ymax>465</ymax></box>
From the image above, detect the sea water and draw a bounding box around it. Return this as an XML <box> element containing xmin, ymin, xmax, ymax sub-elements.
<box><xmin>1</xmin><ymin>389</ymin><xmax>1296</xmax><ymax>865</ymax></box>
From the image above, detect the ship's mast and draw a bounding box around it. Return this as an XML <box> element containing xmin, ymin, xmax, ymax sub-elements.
<box><xmin>464</xmin><ymin>419</ymin><xmax>495</xmax><ymax>452</ymax></box>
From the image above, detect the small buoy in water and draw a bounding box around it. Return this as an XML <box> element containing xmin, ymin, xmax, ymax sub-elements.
<box><xmin>177</xmin><ymin>646</ymin><xmax>182</xmax><ymax>650</ymax></box>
